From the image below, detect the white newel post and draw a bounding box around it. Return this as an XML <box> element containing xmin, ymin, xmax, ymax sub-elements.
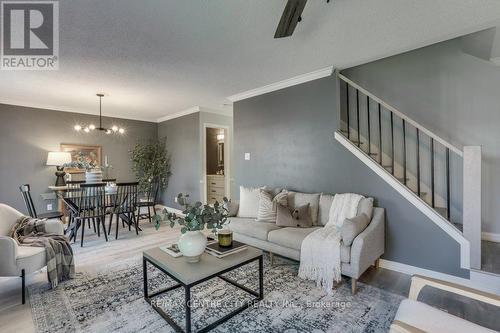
<box><xmin>463</xmin><ymin>146</ymin><xmax>481</xmax><ymax>270</ymax></box>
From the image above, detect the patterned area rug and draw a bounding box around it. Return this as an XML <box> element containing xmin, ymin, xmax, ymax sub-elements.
<box><xmin>29</xmin><ymin>255</ymin><xmax>402</xmax><ymax>332</ymax></box>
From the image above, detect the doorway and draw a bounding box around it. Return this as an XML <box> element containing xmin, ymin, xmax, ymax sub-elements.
<box><xmin>204</xmin><ymin>126</ymin><xmax>228</xmax><ymax>204</ymax></box>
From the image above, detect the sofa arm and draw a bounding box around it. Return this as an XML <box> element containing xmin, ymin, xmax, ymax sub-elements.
<box><xmin>0</xmin><ymin>236</ymin><xmax>19</xmax><ymax>276</ymax></box>
<box><xmin>349</xmin><ymin>207</ymin><xmax>385</xmax><ymax>278</ymax></box>
<box><xmin>44</xmin><ymin>218</ymin><xmax>64</xmax><ymax>235</ymax></box>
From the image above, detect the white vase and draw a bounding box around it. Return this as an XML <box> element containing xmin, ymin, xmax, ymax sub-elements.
<box><xmin>177</xmin><ymin>231</ymin><xmax>207</xmax><ymax>263</ymax></box>
<box><xmin>85</xmin><ymin>168</ymin><xmax>103</xmax><ymax>183</ymax></box>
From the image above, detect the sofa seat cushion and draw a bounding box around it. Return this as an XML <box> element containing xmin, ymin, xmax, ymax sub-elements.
<box><xmin>16</xmin><ymin>245</ymin><xmax>46</xmax><ymax>274</ymax></box>
<box><xmin>229</xmin><ymin>218</ymin><xmax>281</xmax><ymax>241</ymax></box>
<box><xmin>394</xmin><ymin>299</ymin><xmax>493</xmax><ymax>333</ymax></box>
<box><xmin>268</xmin><ymin>227</ymin><xmax>351</xmax><ymax>263</ymax></box>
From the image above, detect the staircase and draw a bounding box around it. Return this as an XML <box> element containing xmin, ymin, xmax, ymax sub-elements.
<box><xmin>334</xmin><ymin>71</ymin><xmax>482</xmax><ymax>270</ymax></box>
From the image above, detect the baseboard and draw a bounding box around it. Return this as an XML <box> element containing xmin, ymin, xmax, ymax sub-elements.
<box><xmin>482</xmin><ymin>232</ymin><xmax>500</xmax><ymax>243</ymax></box>
<box><xmin>378</xmin><ymin>259</ymin><xmax>470</xmax><ymax>284</ymax></box>
<box><xmin>379</xmin><ymin>259</ymin><xmax>500</xmax><ymax>295</ymax></box>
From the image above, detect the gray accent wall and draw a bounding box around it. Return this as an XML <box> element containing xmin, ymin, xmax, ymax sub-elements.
<box><xmin>158</xmin><ymin>112</ymin><xmax>201</xmax><ymax>207</ymax></box>
<box><xmin>233</xmin><ymin>76</ymin><xmax>469</xmax><ymax>278</ymax></box>
<box><xmin>0</xmin><ymin>103</ymin><xmax>157</xmax><ymax>216</ymax></box>
<box><xmin>343</xmin><ymin>38</ymin><xmax>500</xmax><ymax>235</ymax></box>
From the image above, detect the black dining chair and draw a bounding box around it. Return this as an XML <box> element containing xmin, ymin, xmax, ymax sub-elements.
<box><xmin>73</xmin><ymin>183</ymin><xmax>108</xmax><ymax>247</ymax></box>
<box><xmin>19</xmin><ymin>184</ymin><xmax>64</xmax><ymax>219</ymax></box>
<box><xmin>63</xmin><ymin>180</ymin><xmax>87</xmax><ymax>237</ymax></box>
<box><xmin>137</xmin><ymin>178</ymin><xmax>160</xmax><ymax>223</ymax></box>
<box><xmin>108</xmin><ymin>182</ymin><xmax>139</xmax><ymax>239</ymax></box>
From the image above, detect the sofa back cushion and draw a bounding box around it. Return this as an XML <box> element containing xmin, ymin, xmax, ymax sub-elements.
<box><xmin>318</xmin><ymin>193</ymin><xmax>334</xmax><ymax>226</ymax></box>
<box><xmin>237</xmin><ymin>186</ymin><xmax>263</xmax><ymax>218</ymax></box>
<box><xmin>287</xmin><ymin>191</ymin><xmax>320</xmax><ymax>225</ymax></box>
<box><xmin>276</xmin><ymin>203</ymin><xmax>312</xmax><ymax>228</ymax></box>
<box><xmin>357</xmin><ymin>197</ymin><xmax>374</xmax><ymax>220</ymax></box>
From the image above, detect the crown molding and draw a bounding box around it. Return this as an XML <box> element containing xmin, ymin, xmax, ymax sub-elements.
<box><xmin>156</xmin><ymin>106</ymin><xmax>201</xmax><ymax>123</ymax></box>
<box><xmin>0</xmin><ymin>99</ymin><xmax>158</xmax><ymax>123</ymax></box>
<box><xmin>226</xmin><ymin>66</ymin><xmax>334</xmax><ymax>102</ymax></box>
<box><xmin>156</xmin><ymin>106</ymin><xmax>232</xmax><ymax>123</ymax></box>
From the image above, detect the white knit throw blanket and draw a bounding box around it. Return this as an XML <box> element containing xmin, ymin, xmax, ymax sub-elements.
<box><xmin>298</xmin><ymin>193</ymin><xmax>364</xmax><ymax>294</ymax></box>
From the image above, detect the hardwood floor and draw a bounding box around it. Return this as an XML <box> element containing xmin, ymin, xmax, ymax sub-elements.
<box><xmin>0</xmin><ymin>219</ymin><xmax>498</xmax><ymax>332</ymax></box>
<box><xmin>482</xmin><ymin>240</ymin><xmax>500</xmax><ymax>275</ymax></box>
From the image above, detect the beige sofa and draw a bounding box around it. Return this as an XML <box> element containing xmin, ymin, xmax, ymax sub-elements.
<box><xmin>229</xmin><ymin>190</ymin><xmax>385</xmax><ymax>294</ymax></box>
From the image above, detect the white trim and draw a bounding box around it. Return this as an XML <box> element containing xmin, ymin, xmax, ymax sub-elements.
<box><xmin>334</xmin><ymin>131</ymin><xmax>470</xmax><ymax>269</ymax></box>
<box><xmin>0</xmin><ymin>99</ymin><xmax>158</xmax><ymax>123</ymax></box>
<box><xmin>155</xmin><ymin>204</ymin><xmax>184</xmax><ymax>216</ymax></box>
<box><xmin>156</xmin><ymin>106</ymin><xmax>201</xmax><ymax>123</ymax></box>
<box><xmin>490</xmin><ymin>57</ymin><xmax>500</xmax><ymax>66</ymax></box>
<box><xmin>338</xmin><ymin>74</ymin><xmax>463</xmax><ymax>156</ymax></box>
<box><xmin>379</xmin><ymin>259</ymin><xmax>500</xmax><ymax>295</ymax></box>
<box><xmin>156</xmin><ymin>106</ymin><xmax>233</xmax><ymax>123</ymax></box>
<box><xmin>202</xmin><ymin>123</ymin><xmax>231</xmax><ymax>204</ymax></box>
<box><xmin>482</xmin><ymin>232</ymin><xmax>500</xmax><ymax>243</ymax></box>
<box><xmin>226</xmin><ymin>66</ymin><xmax>334</xmax><ymax>102</ymax></box>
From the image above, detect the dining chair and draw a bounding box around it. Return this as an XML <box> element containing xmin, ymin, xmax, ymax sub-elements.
<box><xmin>137</xmin><ymin>178</ymin><xmax>160</xmax><ymax>223</ymax></box>
<box><xmin>19</xmin><ymin>184</ymin><xmax>63</xmax><ymax>220</ymax></box>
<box><xmin>108</xmin><ymin>182</ymin><xmax>139</xmax><ymax>239</ymax></box>
<box><xmin>63</xmin><ymin>180</ymin><xmax>87</xmax><ymax>238</ymax></box>
<box><xmin>73</xmin><ymin>183</ymin><xmax>108</xmax><ymax>247</ymax></box>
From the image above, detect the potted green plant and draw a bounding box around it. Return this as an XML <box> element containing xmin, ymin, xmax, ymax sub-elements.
<box><xmin>129</xmin><ymin>137</ymin><xmax>171</xmax><ymax>192</ymax></box>
<box><xmin>154</xmin><ymin>193</ymin><xmax>229</xmax><ymax>263</ymax></box>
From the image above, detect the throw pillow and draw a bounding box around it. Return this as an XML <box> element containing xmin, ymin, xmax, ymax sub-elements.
<box><xmin>287</xmin><ymin>191</ymin><xmax>321</xmax><ymax>225</ymax></box>
<box><xmin>357</xmin><ymin>197</ymin><xmax>374</xmax><ymax>220</ymax></box>
<box><xmin>341</xmin><ymin>213</ymin><xmax>370</xmax><ymax>246</ymax></box>
<box><xmin>256</xmin><ymin>189</ymin><xmax>287</xmax><ymax>222</ymax></box>
<box><xmin>223</xmin><ymin>200</ymin><xmax>239</xmax><ymax>217</ymax></box>
<box><xmin>276</xmin><ymin>203</ymin><xmax>312</xmax><ymax>228</ymax></box>
<box><xmin>237</xmin><ymin>186</ymin><xmax>263</xmax><ymax>218</ymax></box>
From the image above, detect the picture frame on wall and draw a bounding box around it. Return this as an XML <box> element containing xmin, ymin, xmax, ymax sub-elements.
<box><xmin>60</xmin><ymin>143</ymin><xmax>102</xmax><ymax>173</ymax></box>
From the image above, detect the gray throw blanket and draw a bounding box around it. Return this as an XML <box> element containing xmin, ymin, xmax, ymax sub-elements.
<box><xmin>9</xmin><ymin>216</ymin><xmax>75</xmax><ymax>288</ymax></box>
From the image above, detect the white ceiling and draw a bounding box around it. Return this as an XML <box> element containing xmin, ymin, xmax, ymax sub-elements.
<box><xmin>1</xmin><ymin>0</ymin><xmax>500</xmax><ymax>122</ymax></box>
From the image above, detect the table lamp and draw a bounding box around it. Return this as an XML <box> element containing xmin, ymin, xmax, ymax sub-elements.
<box><xmin>46</xmin><ymin>152</ymin><xmax>72</xmax><ymax>186</ymax></box>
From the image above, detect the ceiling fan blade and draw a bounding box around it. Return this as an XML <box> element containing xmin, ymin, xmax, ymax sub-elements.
<box><xmin>274</xmin><ymin>0</ymin><xmax>308</xmax><ymax>38</ymax></box>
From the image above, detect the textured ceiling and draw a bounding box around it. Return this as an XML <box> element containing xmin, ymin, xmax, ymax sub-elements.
<box><xmin>1</xmin><ymin>0</ymin><xmax>500</xmax><ymax>122</ymax></box>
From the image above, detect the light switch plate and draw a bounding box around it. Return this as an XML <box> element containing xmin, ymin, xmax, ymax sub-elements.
<box><xmin>244</xmin><ymin>153</ymin><xmax>250</xmax><ymax>160</ymax></box>
<box><xmin>47</xmin><ymin>203</ymin><xmax>53</xmax><ymax>211</ymax></box>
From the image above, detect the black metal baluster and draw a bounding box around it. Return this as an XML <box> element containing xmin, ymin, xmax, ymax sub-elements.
<box><xmin>346</xmin><ymin>82</ymin><xmax>350</xmax><ymax>139</ymax></box>
<box><xmin>356</xmin><ymin>89</ymin><xmax>360</xmax><ymax>145</ymax></box>
<box><xmin>416</xmin><ymin>128</ymin><xmax>421</xmax><ymax>197</ymax></box>
<box><xmin>378</xmin><ymin>104</ymin><xmax>382</xmax><ymax>164</ymax></box>
<box><xmin>446</xmin><ymin>148</ymin><xmax>451</xmax><ymax>220</ymax></box>
<box><xmin>431</xmin><ymin>138</ymin><xmax>435</xmax><ymax>208</ymax></box>
<box><xmin>367</xmin><ymin>95</ymin><xmax>371</xmax><ymax>154</ymax></box>
<box><xmin>403</xmin><ymin>119</ymin><xmax>407</xmax><ymax>185</ymax></box>
<box><xmin>390</xmin><ymin>112</ymin><xmax>394</xmax><ymax>175</ymax></box>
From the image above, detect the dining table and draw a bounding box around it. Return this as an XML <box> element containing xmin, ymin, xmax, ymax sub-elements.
<box><xmin>49</xmin><ymin>183</ymin><xmax>141</xmax><ymax>241</ymax></box>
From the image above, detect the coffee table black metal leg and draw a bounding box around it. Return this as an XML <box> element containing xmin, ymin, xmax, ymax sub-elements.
<box><xmin>259</xmin><ymin>256</ymin><xmax>264</xmax><ymax>299</ymax></box>
<box><xmin>185</xmin><ymin>285</ymin><xmax>191</xmax><ymax>333</ymax></box>
<box><xmin>143</xmin><ymin>257</ymin><xmax>148</xmax><ymax>299</ymax></box>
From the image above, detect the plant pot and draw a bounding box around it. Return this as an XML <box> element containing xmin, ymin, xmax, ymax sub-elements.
<box><xmin>177</xmin><ymin>231</ymin><xmax>207</xmax><ymax>263</ymax></box>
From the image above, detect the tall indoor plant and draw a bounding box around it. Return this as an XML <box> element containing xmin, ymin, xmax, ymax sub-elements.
<box><xmin>154</xmin><ymin>194</ymin><xmax>229</xmax><ymax>262</ymax></box>
<box><xmin>130</xmin><ymin>137</ymin><xmax>171</xmax><ymax>192</ymax></box>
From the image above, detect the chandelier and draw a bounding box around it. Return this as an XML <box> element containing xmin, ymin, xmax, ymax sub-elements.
<box><xmin>73</xmin><ymin>94</ymin><xmax>125</xmax><ymax>134</ymax></box>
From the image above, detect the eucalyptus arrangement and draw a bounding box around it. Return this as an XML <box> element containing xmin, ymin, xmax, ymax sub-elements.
<box><xmin>153</xmin><ymin>193</ymin><xmax>230</xmax><ymax>262</ymax></box>
<box><xmin>130</xmin><ymin>137</ymin><xmax>171</xmax><ymax>192</ymax></box>
<box><xmin>154</xmin><ymin>194</ymin><xmax>229</xmax><ymax>234</ymax></box>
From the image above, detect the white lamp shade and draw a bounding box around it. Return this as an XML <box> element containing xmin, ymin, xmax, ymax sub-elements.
<box><xmin>46</xmin><ymin>152</ymin><xmax>72</xmax><ymax>166</ymax></box>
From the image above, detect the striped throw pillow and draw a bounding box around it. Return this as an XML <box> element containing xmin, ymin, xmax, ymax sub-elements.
<box><xmin>256</xmin><ymin>189</ymin><xmax>287</xmax><ymax>222</ymax></box>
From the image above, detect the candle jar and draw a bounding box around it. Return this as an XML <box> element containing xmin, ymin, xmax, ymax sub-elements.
<box><xmin>217</xmin><ymin>229</ymin><xmax>233</xmax><ymax>247</ymax></box>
